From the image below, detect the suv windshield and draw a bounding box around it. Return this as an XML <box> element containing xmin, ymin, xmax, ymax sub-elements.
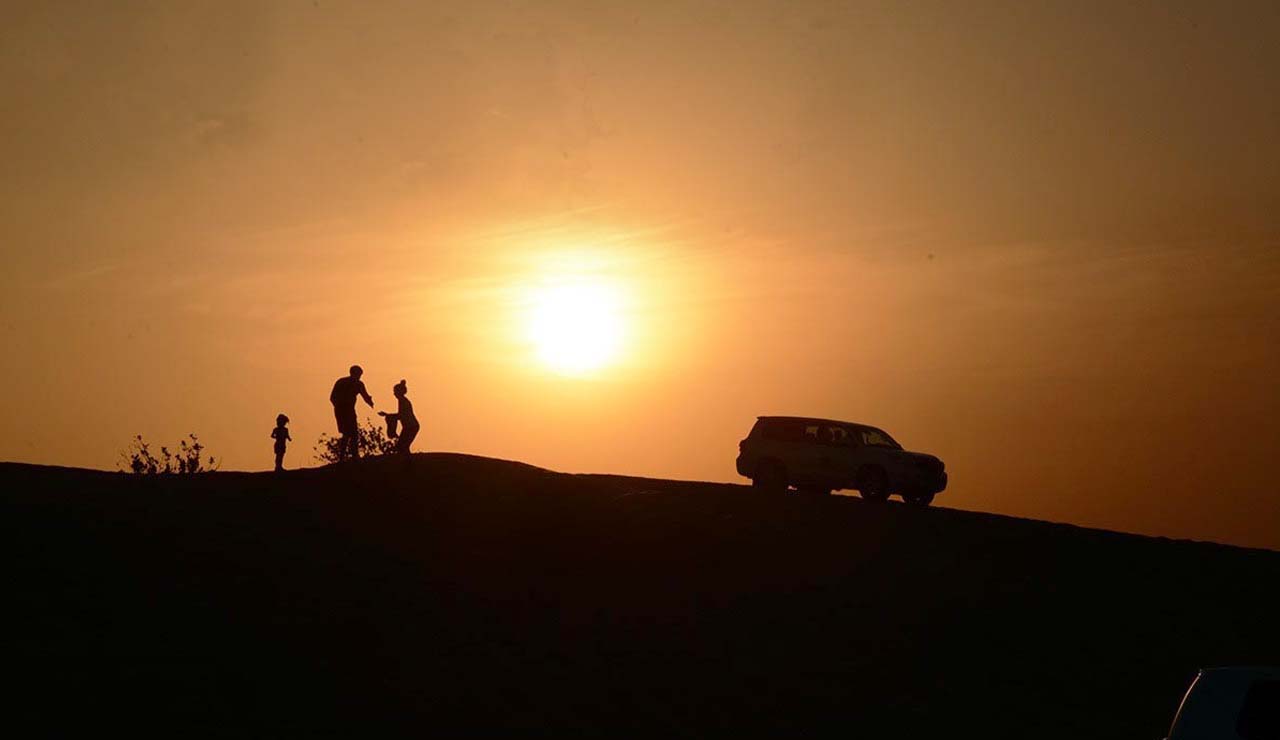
<box><xmin>860</xmin><ymin>428</ymin><xmax>902</xmax><ymax>449</ymax></box>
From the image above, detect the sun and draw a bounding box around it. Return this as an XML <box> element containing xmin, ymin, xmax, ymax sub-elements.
<box><xmin>526</xmin><ymin>281</ymin><xmax>626</xmax><ymax>376</ymax></box>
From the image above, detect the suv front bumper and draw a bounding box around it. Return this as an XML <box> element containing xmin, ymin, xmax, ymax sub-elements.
<box><xmin>907</xmin><ymin>470</ymin><xmax>947</xmax><ymax>495</ymax></box>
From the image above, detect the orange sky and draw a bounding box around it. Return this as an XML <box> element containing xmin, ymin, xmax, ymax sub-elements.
<box><xmin>2</xmin><ymin>1</ymin><xmax>1278</xmax><ymax>549</ymax></box>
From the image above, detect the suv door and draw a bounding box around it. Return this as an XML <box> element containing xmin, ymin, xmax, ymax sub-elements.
<box><xmin>785</xmin><ymin>423</ymin><xmax>829</xmax><ymax>487</ymax></box>
<box><xmin>813</xmin><ymin>424</ymin><xmax>858</xmax><ymax>489</ymax></box>
<box><xmin>826</xmin><ymin>425</ymin><xmax>869</xmax><ymax>489</ymax></box>
<box><xmin>788</xmin><ymin>424</ymin><xmax>862</xmax><ymax>489</ymax></box>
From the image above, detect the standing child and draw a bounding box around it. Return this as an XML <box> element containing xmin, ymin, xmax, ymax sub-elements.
<box><xmin>271</xmin><ymin>414</ymin><xmax>292</xmax><ymax>471</ymax></box>
<box><xmin>377</xmin><ymin>379</ymin><xmax>419</xmax><ymax>455</ymax></box>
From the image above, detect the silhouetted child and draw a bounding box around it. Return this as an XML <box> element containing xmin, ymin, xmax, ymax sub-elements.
<box><xmin>377</xmin><ymin>379</ymin><xmax>419</xmax><ymax>455</ymax></box>
<box><xmin>271</xmin><ymin>414</ymin><xmax>292</xmax><ymax>471</ymax></box>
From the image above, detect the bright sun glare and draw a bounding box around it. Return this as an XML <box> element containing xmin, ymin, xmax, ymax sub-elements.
<box><xmin>527</xmin><ymin>281</ymin><xmax>626</xmax><ymax>376</ymax></box>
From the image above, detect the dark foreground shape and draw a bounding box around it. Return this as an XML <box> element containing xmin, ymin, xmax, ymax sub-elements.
<box><xmin>5</xmin><ymin>455</ymin><xmax>1280</xmax><ymax>738</ymax></box>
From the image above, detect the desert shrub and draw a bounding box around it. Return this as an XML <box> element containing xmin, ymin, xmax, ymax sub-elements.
<box><xmin>120</xmin><ymin>433</ymin><xmax>218</xmax><ymax>475</ymax></box>
<box><xmin>314</xmin><ymin>419</ymin><xmax>397</xmax><ymax>464</ymax></box>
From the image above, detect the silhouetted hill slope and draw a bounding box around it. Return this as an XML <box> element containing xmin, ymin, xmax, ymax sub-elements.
<box><xmin>6</xmin><ymin>454</ymin><xmax>1278</xmax><ymax>737</ymax></box>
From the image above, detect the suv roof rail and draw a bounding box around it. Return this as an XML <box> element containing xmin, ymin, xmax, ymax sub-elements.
<box><xmin>757</xmin><ymin>415</ymin><xmax>879</xmax><ymax>430</ymax></box>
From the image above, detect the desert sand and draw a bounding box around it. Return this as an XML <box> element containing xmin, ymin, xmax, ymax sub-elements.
<box><xmin>6</xmin><ymin>454</ymin><xmax>1278</xmax><ymax>737</ymax></box>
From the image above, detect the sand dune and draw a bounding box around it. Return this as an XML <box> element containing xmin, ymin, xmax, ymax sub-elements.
<box><xmin>6</xmin><ymin>453</ymin><xmax>1278</xmax><ymax>737</ymax></box>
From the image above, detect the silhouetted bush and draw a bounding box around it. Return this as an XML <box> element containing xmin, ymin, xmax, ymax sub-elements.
<box><xmin>120</xmin><ymin>434</ymin><xmax>218</xmax><ymax>475</ymax></box>
<box><xmin>314</xmin><ymin>419</ymin><xmax>397</xmax><ymax>464</ymax></box>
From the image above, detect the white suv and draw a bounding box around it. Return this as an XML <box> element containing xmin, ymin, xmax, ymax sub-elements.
<box><xmin>735</xmin><ymin>416</ymin><xmax>947</xmax><ymax>505</ymax></box>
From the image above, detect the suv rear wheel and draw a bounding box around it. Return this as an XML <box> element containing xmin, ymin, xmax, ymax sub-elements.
<box><xmin>857</xmin><ymin>467</ymin><xmax>890</xmax><ymax>502</ymax></box>
<box><xmin>752</xmin><ymin>460</ymin><xmax>788</xmax><ymax>494</ymax></box>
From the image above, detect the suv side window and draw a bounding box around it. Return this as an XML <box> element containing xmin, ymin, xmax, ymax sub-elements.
<box><xmin>862</xmin><ymin>429</ymin><xmax>893</xmax><ymax>447</ymax></box>
<box><xmin>761</xmin><ymin>421</ymin><xmax>802</xmax><ymax>441</ymax></box>
<box><xmin>827</xmin><ymin>426</ymin><xmax>851</xmax><ymax>446</ymax></box>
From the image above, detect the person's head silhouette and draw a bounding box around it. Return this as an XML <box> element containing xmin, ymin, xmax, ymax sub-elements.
<box><xmin>349</xmin><ymin>365</ymin><xmax>363</xmax><ymax>379</ymax></box>
<box><xmin>276</xmin><ymin>413</ymin><xmax>289</xmax><ymax>427</ymax></box>
<box><xmin>393</xmin><ymin>379</ymin><xmax>408</xmax><ymax>398</ymax></box>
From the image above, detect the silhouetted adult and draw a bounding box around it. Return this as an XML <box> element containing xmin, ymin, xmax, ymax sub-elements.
<box><xmin>378</xmin><ymin>379</ymin><xmax>419</xmax><ymax>455</ymax></box>
<box><xmin>330</xmin><ymin>365</ymin><xmax>373</xmax><ymax>460</ymax></box>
